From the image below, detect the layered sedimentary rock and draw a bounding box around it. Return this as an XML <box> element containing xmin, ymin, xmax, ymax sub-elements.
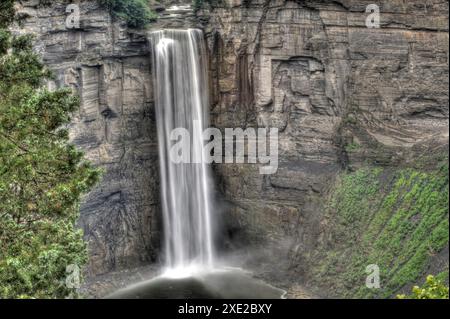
<box><xmin>14</xmin><ymin>0</ymin><xmax>160</xmax><ymax>275</ymax></box>
<box><xmin>20</xmin><ymin>0</ymin><xmax>449</xmax><ymax>289</ymax></box>
<box><xmin>14</xmin><ymin>0</ymin><xmax>204</xmax><ymax>276</ymax></box>
<box><xmin>198</xmin><ymin>0</ymin><xmax>449</xmax><ymax>267</ymax></box>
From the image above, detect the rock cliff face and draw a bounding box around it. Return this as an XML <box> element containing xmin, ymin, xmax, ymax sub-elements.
<box><xmin>198</xmin><ymin>0</ymin><xmax>448</xmax><ymax>295</ymax></box>
<box><xmin>199</xmin><ymin>0</ymin><xmax>448</xmax><ymax>252</ymax></box>
<box><xmin>20</xmin><ymin>0</ymin><xmax>448</xmax><ymax>291</ymax></box>
<box><xmin>198</xmin><ymin>0</ymin><xmax>448</xmax><ymax>296</ymax></box>
<box><xmin>15</xmin><ymin>0</ymin><xmax>204</xmax><ymax>276</ymax></box>
<box><xmin>15</xmin><ymin>0</ymin><xmax>160</xmax><ymax>275</ymax></box>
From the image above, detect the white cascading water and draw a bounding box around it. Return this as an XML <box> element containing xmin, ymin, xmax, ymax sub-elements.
<box><xmin>149</xmin><ymin>29</ymin><xmax>215</xmax><ymax>276</ymax></box>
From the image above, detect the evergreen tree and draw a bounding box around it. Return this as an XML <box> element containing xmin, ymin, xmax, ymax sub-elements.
<box><xmin>0</xmin><ymin>1</ymin><xmax>100</xmax><ymax>298</ymax></box>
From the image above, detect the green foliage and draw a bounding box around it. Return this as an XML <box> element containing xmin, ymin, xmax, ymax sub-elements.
<box><xmin>397</xmin><ymin>275</ymin><xmax>449</xmax><ymax>299</ymax></box>
<box><xmin>38</xmin><ymin>0</ymin><xmax>53</xmax><ymax>8</ymax></box>
<box><xmin>0</xmin><ymin>220</ymin><xmax>88</xmax><ymax>298</ymax></box>
<box><xmin>345</xmin><ymin>142</ymin><xmax>361</xmax><ymax>153</ymax></box>
<box><xmin>99</xmin><ymin>0</ymin><xmax>157</xmax><ymax>28</ymax></box>
<box><xmin>193</xmin><ymin>0</ymin><xmax>205</xmax><ymax>10</ymax></box>
<box><xmin>193</xmin><ymin>0</ymin><xmax>222</xmax><ymax>11</ymax></box>
<box><xmin>0</xmin><ymin>0</ymin><xmax>15</xmax><ymax>29</ymax></box>
<box><xmin>311</xmin><ymin>164</ymin><xmax>449</xmax><ymax>298</ymax></box>
<box><xmin>0</xmin><ymin>5</ymin><xmax>100</xmax><ymax>298</ymax></box>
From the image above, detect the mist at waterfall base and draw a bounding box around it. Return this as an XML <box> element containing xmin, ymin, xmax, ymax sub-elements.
<box><xmin>107</xmin><ymin>29</ymin><xmax>283</xmax><ymax>299</ymax></box>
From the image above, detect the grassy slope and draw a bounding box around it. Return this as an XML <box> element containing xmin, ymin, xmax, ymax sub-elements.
<box><xmin>309</xmin><ymin>162</ymin><xmax>449</xmax><ymax>298</ymax></box>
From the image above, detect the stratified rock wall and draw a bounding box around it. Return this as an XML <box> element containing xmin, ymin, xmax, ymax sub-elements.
<box><xmin>15</xmin><ymin>0</ymin><xmax>160</xmax><ymax>275</ymax></box>
<box><xmin>199</xmin><ymin>0</ymin><xmax>448</xmax><ymax>260</ymax></box>
<box><xmin>16</xmin><ymin>0</ymin><xmax>205</xmax><ymax>276</ymax></box>
<box><xmin>22</xmin><ymin>0</ymin><xmax>449</xmax><ymax>283</ymax></box>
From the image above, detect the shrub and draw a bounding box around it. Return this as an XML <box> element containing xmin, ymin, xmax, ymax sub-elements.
<box><xmin>99</xmin><ymin>0</ymin><xmax>157</xmax><ymax>28</ymax></box>
<box><xmin>193</xmin><ymin>0</ymin><xmax>223</xmax><ymax>11</ymax></box>
<box><xmin>397</xmin><ymin>275</ymin><xmax>449</xmax><ymax>299</ymax></box>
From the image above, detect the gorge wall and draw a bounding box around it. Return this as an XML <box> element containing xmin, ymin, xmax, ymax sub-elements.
<box><xmin>14</xmin><ymin>0</ymin><xmax>203</xmax><ymax>276</ymax></box>
<box><xmin>199</xmin><ymin>0</ymin><xmax>448</xmax><ymax>245</ymax></box>
<box><xmin>15</xmin><ymin>0</ymin><xmax>159</xmax><ymax>275</ymax></box>
<box><xmin>197</xmin><ymin>0</ymin><xmax>448</xmax><ymax>297</ymax></box>
<box><xmin>18</xmin><ymin>0</ymin><xmax>449</xmax><ymax>296</ymax></box>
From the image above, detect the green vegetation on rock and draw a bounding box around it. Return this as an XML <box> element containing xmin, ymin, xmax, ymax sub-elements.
<box><xmin>310</xmin><ymin>161</ymin><xmax>449</xmax><ymax>298</ymax></box>
<box><xmin>0</xmin><ymin>0</ymin><xmax>15</xmax><ymax>29</ymax></box>
<box><xmin>193</xmin><ymin>0</ymin><xmax>222</xmax><ymax>11</ymax></box>
<box><xmin>99</xmin><ymin>0</ymin><xmax>157</xmax><ymax>28</ymax></box>
<box><xmin>344</xmin><ymin>142</ymin><xmax>361</xmax><ymax>153</ymax></box>
<box><xmin>0</xmin><ymin>2</ymin><xmax>100</xmax><ymax>298</ymax></box>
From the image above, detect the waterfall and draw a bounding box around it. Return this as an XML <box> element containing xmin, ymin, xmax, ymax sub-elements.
<box><xmin>149</xmin><ymin>29</ymin><xmax>215</xmax><ymax>275</ymax></box>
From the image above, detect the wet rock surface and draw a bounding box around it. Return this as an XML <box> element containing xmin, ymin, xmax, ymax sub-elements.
<box><xmin>80</xmin><ymin>264</ymin><xmax>160</xmax><ymax>298</ymax></box>
<box><xmin>106</xmin><ymin>269</ymin><xmax>286</xmax><ymax>299</ymax></box>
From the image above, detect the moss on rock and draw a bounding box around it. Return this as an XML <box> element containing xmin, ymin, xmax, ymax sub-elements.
<box><xmin>310</xmin><ymin>161</ymin><xmax>449</xmax><ymax>298</ymax></box>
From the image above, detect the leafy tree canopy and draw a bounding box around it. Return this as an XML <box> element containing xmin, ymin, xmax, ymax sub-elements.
<box><xmin>0</xmin><ymin>1</ymin><xmax>100</xmax><ymax>298</ymax></box>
